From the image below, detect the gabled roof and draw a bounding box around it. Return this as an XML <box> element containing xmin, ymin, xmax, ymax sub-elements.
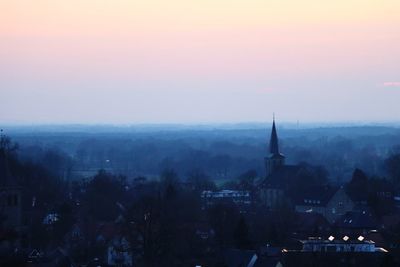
<box><xmin>335</xmin><ymin>211</ymin><xmax>378</xmax><ymax>229</ymax></box>
<box><xmin>293</xmin><ymin>186</ymin><xmax>339</xmax><ymax>206</ymax></box>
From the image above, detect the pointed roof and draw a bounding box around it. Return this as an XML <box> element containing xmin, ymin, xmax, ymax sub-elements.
<box><xmin>269</xmin><ymin>118</ymin><xmax>280</xmax><ymax>155</ymax></box>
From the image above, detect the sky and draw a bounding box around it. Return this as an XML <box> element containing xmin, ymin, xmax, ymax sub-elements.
<box><xmin>1</xmin><ymin>0</ymin><xmax>400</xmax><ymax>124</ymax></box>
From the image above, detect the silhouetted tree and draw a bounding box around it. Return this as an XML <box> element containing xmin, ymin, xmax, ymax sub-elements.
<box><xmin>237</xmin><ymin>170</ymin><xmax>257</xmax><ymax>191</ymax></box>
<box><xmin>233</xmin><ymin>216</ymin><xmax>251</xmax><ymax>249</ymax></box>
<box><xmin>385</xmin><ymin>154</ymin><xmax>400</xmax><ymax>186</ymax></box>
<box><xmin>208</xmin><ymin>203</ymin><xmax>239</xmax><ymax>249</ymax></box>
<box><xmin>83</xmin><ymin>170</ymin><xmax>125</xmax><ymax>221</ymax></box>
<box><xmin>187</xmin><ymin>168</ymin><xmax>216</xmax><ymax>192</ymax></box>
<box><xmin>160</xmin><ymin>168</ymin><xmax>180</xmax><ymax>190</ymax></box>
<box><xmin>346</xmin><ymin>168</ymin><xmax>369</xmax><ymax>201</ymax></box>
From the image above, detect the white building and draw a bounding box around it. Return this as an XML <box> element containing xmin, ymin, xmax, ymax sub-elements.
<box><xmin>201</xmin><ymin>190</ymin><xmax>251</xmax><ymax>207</ymax></box>
<box><xmin>301</xmin><ymin>236</ymin><xmax>387</xmax><ymax>253</ymax></box>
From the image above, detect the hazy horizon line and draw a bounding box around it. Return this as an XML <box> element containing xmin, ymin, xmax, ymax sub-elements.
<box><xmin>2</xmin><ymin>120</ymin><xmax>400</xmax><ymax>129</ymax></box>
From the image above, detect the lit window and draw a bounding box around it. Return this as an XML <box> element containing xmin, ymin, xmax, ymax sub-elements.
<box><xmin>343</xmin><ymin>236</ymin><xmax>349</xmax><ymax>241</ymax></box>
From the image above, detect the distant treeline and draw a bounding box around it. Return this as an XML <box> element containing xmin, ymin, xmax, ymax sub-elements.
<box><xmin>7</xmin><ymin>125</ymin><xmax>400</xmax><ymax>182</ymax></box>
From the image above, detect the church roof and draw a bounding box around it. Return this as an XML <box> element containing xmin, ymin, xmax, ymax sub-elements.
<box><xmin>269</xmin><ymin>119</ymin><xmax>280</xmax><ymax>155</ymax></box>
<box><xmin>260</xmin><ymin>165</ymin><xmax>303</xmax><ymax>189</ymax></box>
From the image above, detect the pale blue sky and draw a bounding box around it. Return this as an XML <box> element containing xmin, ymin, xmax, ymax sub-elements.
<box><xmin>1</xmin><ymin>1</ymin><xmax>400</xmax><ymax>124</ymax></box>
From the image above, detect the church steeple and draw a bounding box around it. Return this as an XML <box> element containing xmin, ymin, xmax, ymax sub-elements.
<box><xmin>269</xmin><ymin>117</ymin><xmax>280</xmax><ymax>155</ymax></box>
<box><xmin>265</xmin><ymin>117</ymin><xmax>285</xmax><ymax>177</ymax></box>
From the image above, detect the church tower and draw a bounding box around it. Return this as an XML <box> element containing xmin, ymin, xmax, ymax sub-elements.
<box><xmin>265</xmin><ymin>118</ymin><xmax>285</xmax><ymax>176</ymax></box>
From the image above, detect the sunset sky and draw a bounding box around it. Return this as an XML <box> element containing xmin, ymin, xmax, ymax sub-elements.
<box><xmin>1</xmin><ymin>0</ymin><xmax>400</xmax><ymax>124</ymax></box>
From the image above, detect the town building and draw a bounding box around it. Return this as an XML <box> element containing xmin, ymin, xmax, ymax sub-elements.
<box><xmin>299</xmin><ymin>236</ymin><xmax>386</xmax><ymax>253</ymax></box>
<box><xmin>294</xmin><ymin>186</ymin><xmax>354</xmax><ymax>224</ymax></box>
<box><xmin>201</xmin><ymin>190</ymin><xmax>251</xmax><ymax>208</ymax></box>
<box><xmin>259</xmin><ymin>119</ymin><xmax>332</xmax><ymax>212</ymax></box>
<box><xmin>0</xmin><ymin>146</ymin><xmax>22</xmax><ymax>231</ymax></box>
<box><xmin>259</xmin><ymin>118</ymin><xmax>294</xmax><ymax>208</ymax></box>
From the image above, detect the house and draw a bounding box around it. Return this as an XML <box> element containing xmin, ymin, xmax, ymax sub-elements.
<box><xmin>335</xmin><ymin>210</ymin><xmax>378</xmax><ymax>235</ymax></box>
<box><xmin>0</xmin><ymin>150</ymin><xmax>22</xmax><ymax>231</ymax></box>
<box><xmin>294</xmin><ymin>186</ymin><xmax>354</xmax><ymax>224</ymax></box>
<box><xmin>292</xmin><ymin>212</ymin><xmax>331</xmax><ymax>237</ymax></box>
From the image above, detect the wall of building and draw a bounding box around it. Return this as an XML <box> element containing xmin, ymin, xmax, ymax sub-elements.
<box><xmin>0</xmin><ymin>187</ymin><xmax>22</xmax><ymax>229</ymax></box>
<box><xmin>325</xmin><ymin>188</ymin><xmax>354</xmax><ymax>223</ymax></box>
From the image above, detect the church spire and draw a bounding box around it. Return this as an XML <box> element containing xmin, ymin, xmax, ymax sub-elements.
<box><xmin>265</xmin><ymin>116</ymin><xmax>285</xmax><ymax>176</ymax></box>
<box><xmin>269</xmin><ymin>116</ymin><xmax>280</xmax><ymax>155</ymax></box>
